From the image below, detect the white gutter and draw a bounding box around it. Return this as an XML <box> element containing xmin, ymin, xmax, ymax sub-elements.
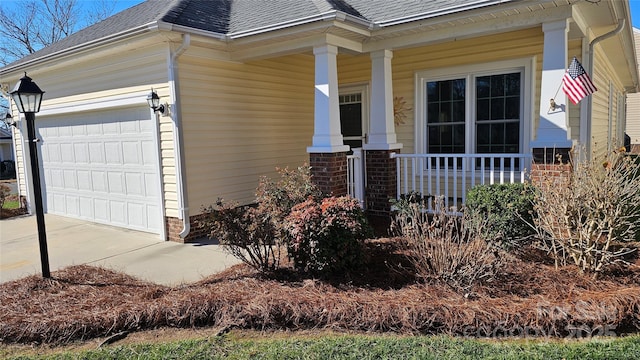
<box><xmin>168</xmin><ymin>33</ymin><xmax>191</xmax><ymax>239</ymax></box>
<box><xmin>584</xmin><ymin>18</ymin><xmax>626</xmax><ymax>155</ymax></box>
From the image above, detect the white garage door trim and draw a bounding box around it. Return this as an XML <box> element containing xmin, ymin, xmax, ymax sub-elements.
<box><xmin>35</xmin><ymin>105</ymin><xmax>165</xmax><ymax>237</ymax></box>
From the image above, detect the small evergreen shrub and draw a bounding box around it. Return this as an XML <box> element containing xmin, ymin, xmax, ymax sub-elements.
<box><xmin>389</xmin><ymin>191</ymin><xmax>432</xmax><ymax>216</ymax></box>
<box><xmin>465</xmin><ymin>183</ymin><xmax>536</xmax><ymax>250</ymax></box>
<box><xmin>283</xmin><ymin>196</ymin><xmax>372</xmax><ymax>276</ymax></box>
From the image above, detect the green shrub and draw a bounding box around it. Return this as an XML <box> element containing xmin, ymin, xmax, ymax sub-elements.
<box><xmin>283</xmin><ymin>196</ymin><xmax>372</xmax><ymax>276</ymax></box>
<box><xmin>465</xmin><ymin>183</ymin><xmax>536</xmax><ymax>249</ymax></box>
<box><xmin>389</xmin><ymin>191</ymin><xmax>432</xmax><ymax>216</ymax></box>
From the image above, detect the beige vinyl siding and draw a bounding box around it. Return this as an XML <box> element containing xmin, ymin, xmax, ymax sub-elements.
<box><xmin>9</xmin><ymin>44</ymin><xmax>175</xmax><ymax>216</ymax></box>
<box><xmin>339</xmin><ymin>28</ymin><xmax>544</xmax><ymax>154</ymax></box>
<box><xmin>567</xmin><ymin>39</ymin><xmax>583</xmax><ymax>143</ymax></box>
<box><xmin>626</xmin><ymin>29</ymin><xmax>640</xmax><ymax>146</ymax></box>
<box><xmin>178</xmin><ymin>52</ymin><xmax>315</xmax><ymax>212</ymax></box>
<box><xmin>591</xmin><ymin>46</ymin><xmax>625</xmax><ymax>157</ymax></box>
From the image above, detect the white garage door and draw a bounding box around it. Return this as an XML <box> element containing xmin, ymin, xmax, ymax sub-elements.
<box><xmin>37</xmin><ymin>107</ymin><xmax>162</xmax><ymax>234</ymax></box>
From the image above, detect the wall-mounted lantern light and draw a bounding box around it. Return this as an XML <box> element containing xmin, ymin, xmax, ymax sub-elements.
<box><xmin>147</xmin><ymin>89</ymin><xmax>170</xmax><ymax>116</ymax></box>
<box><xmin>2</xmin><ymin>113</ymin><xmax>16</xmax><ymax>127</ymax></box>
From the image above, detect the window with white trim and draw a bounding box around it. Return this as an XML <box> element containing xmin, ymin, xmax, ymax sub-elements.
<box><xmin>416</xmin><ymin>59</ymin><xmax>532</xmax><ymax>164</ymax></box>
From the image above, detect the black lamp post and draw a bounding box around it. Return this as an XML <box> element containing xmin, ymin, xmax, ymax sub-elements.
<box><xmin>10</xmin><ymin>72</ymin><xmax>50</xmax><ymax>278</ymax></box>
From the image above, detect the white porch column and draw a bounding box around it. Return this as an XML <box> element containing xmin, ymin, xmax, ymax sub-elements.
<box><xmin>531</xmin><ymin>19</ymin><xmax>574</xmax><ymax>149</ymax></box>
<box><xmin>364</xmin><ymin>49</ymin><xmax>402</xmax><ymax>151</ymax></box>
<box><xmin>307</xmin><ymin>45</ymin><xmax>349</xmax><ymax>153</ymax></box>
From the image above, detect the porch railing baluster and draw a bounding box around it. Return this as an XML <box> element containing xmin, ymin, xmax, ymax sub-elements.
<box><xmin>390</xmin><ymin>153</ymin><xmax>532</xmax><ymax>213</ymax></box>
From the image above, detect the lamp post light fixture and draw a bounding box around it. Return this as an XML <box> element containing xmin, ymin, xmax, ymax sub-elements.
<box><xmin>10</xmin><ymin>72</ymin><xmax>50</xmax><ymax>278</ymax></box>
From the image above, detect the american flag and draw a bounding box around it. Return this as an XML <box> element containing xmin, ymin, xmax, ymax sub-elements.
<box><xmin>562</xmin><ymin>57</ymin><xmax>597</xmax><ymax>105</ymax></box>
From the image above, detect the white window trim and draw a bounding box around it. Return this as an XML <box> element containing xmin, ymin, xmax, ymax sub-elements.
<box><xmin>414</xmin><ymin>58</ymin><xmax>534</xmax><ymax>155</ymax></box>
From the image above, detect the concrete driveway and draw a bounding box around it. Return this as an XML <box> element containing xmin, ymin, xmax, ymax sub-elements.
<box><xmin>0</xmin><ymin>214</ymin><xmax>239</xmax><ymax>286</ymax></box>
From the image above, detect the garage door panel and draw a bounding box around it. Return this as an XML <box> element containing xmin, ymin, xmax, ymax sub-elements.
<box><xmin>65</xmin><ymin>195</ymin><xmax>79</xmax><ymax>216</ymax></box>
<box><xmin>37</xmin><ymin>107</ymin><xmax>162</xmax><ymax>234</ymax></box>
<box><xmin>60</xmin><ymin>143</ymin><xmax>75</xmax><ymax>163</ymax></box>
<box><xmin>80</xmin><ymin>197</ymin><xmax>92</xmax><ymax>218</ymax></box>
<box><xmin>105</xmin><ymin>142</ymin><xmax>121</xmax><ymax>164</ymax></box>
<box><xmin>89</xmin><ymin>143</ymin><xmax>105</xmax><ymax>163</ymax></box>
<box><xmin>94</xmin><ymin>199</ymin><xmax>109</xmax><ymax>221</ymax></box>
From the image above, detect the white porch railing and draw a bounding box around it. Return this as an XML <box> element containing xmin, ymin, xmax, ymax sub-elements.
<box><xmin>346</xmin><ymin>148</ymin><xmax>365</xmax><ymax>207</ymax></box>
<box><xmin>391</xmin><ymin>153</ymin><xmax>532</xmax><ymax>211</ymax></box>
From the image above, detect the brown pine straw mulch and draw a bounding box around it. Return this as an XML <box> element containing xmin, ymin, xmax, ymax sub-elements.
<box><xmin>1</xmin><ymin>239</ymin><xmax>639</xmax><ymax>345</ymax></box>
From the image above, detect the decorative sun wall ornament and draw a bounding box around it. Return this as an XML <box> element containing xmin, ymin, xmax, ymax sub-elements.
<box><xmin>393</xmin><ymin>96</ymin><xmax>411</xmax><ymax>126</ymax></box>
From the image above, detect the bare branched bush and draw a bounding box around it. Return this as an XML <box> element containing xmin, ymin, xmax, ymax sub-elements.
<box><xmin>200</xmin><ymin>165</ymin><xmax>321</xmax><ymax>273</ymax></box>
<box><xmin>532</xmin><ymin>147</ymin><xmax>639</xmax><ymax>273</ymax></box>
<box><xmin>391</xmin><ymin>197</ymin><xmax>502</xmax><ymax>293</ymax></box>
<box><xmin>0</xmin><ymin>183</ymin><xmax>9</xmax><ymax>210</ymax></box>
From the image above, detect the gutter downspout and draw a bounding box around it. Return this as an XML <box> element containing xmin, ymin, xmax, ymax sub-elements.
<box><xmin>585</xmin><ymin>18</ymin><xmax>625</xmax><ymax>156</ymax></box>
<box><xmin>168</xmin><ymin>34</ymin><xmax>191</xmax><ymax>239</ymax></box>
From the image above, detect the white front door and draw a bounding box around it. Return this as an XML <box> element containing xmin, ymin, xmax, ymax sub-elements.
<box><xmin>36</xmin><ymin>106</ymin><xmax>162</xmax><ymax>234</ymax></box>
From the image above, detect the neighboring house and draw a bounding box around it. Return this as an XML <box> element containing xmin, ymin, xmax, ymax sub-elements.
<box><xmin>0</xmin><ymin>126</ymin><xmax>14</xmax><ymax>161</ymax></box>
<box><xmin>0</xmin><ymin>0</ymin><xmax>637</xmax><ymax>242</ymax></box>
<box><xmin>627</xmin><ymin>27</ymin><xmax>640</xmax><ymax>152</ymax></box>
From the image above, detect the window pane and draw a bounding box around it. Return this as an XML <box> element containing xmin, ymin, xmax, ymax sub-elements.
<box><xmin>506</xmin><ymin>73</ymin><xmax>521</xmax><ymax>96</ymax></box>
<box><xmin>426</xmin><ymin>78</ymin><xmax>466</xmax><ymax>155</ymax></box>
<box><xmin>453</xmin><ymin>100</ymin><xmax>465</xmax><ymax>122</ymax></box>
<box><xmin>440</xmin><ymin>81</ymin><xmax>451</xmax><ymax>101</ymax></box>
<box><xmin>453</xmin><ymin>124</ymin><xmax>465</xmax><ymax>146</ymax></box>
<box><xmin>339</xmin><ymin>103</ymin><xmax>362</xmax><ymax>137</ymax></box>
<box><xmin>474</xmin><ymin>72</ymin><xmax>521</xmax><ymax>154</ymax></box>
<box><xmin>477</xmin><ymin>76</ymin><xmax>490</xmax><ymax>98</ymax></box>
<box><xmin>490</xmin><ymin>98</ymin><xmax>504</xmax><ymax>120</ymax></box>
<box><xmin>427</xmin><ymin>82</ymin><xmax>438</xmax><ymax>102</ymax></box>
<box><xmin>477</xmin><ymin>123</ymin><xmax>490</xmax><ymax>147</ymax></box>
<box><xmin>427</xmin><ymin>103</ymin><xmax>439</xmax><ymax>124</ymax></box>
<box><xmin>505</xmin><ymin>122</ymin><xmax>519</xmax><ymax>145</ymax></box>
<box><xmin>453</xmin><ymin>79</ymin><xmax>465</xmax><ymax>100</ymax></box>
<box><xmin>477</xmin><ymin>99</ymin><xmax>489</xmax><ymax>121</ymax></box>
<box><xmin>490</xmin><ymin>123</ymin><xmax>505</xmax><ymax>145</ymax></box>
<box><xmin>491</xmin><ymin>75</ymin><xmax>505</xmax><ymax>97</ymax></box>
<box><xmin>505</xmin><ymin>96</ymin><xmax>519</xmax><ymax>119</ymax></box>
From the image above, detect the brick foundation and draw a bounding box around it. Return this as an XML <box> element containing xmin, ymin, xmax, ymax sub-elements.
<box><xmin>530</xmin><ymin>147</ymin><xmax>573</xmax><ymax>185</ymax></box>
<box><xmin>165</xmin><ymin>213</ymin><xmax>209</xmax><ymax>243</ymax></box>
<box><xmin>365</xmin><ymin>149</ymin><xmax>398</xmax><ymax>218</ymax></box>
<box><xmin>309</xmin><ymin>152</ymin><xmax>348</xmax><ymax>197</ymax></box>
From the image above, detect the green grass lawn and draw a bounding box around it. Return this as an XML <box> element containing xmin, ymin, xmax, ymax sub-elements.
<box><xmin>2</xmin><ymin>333</ymin><xmax>639</xmax><ymax>360</ymax></box>
<box><xmin>2</xmin><ymin>200</ymin><xmax>19</xmax><ymax>209</ymax></box>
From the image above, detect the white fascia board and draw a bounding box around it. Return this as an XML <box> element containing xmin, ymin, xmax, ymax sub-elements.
<box><xmin>0</xmin><ymin>22</ymin><xmax>161</xmax><ymax>76</ymax></box>
<box><xmin>365</xmin><ymin>5</ymin><xmax>573</xmax><ymax>53</ymax></box>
